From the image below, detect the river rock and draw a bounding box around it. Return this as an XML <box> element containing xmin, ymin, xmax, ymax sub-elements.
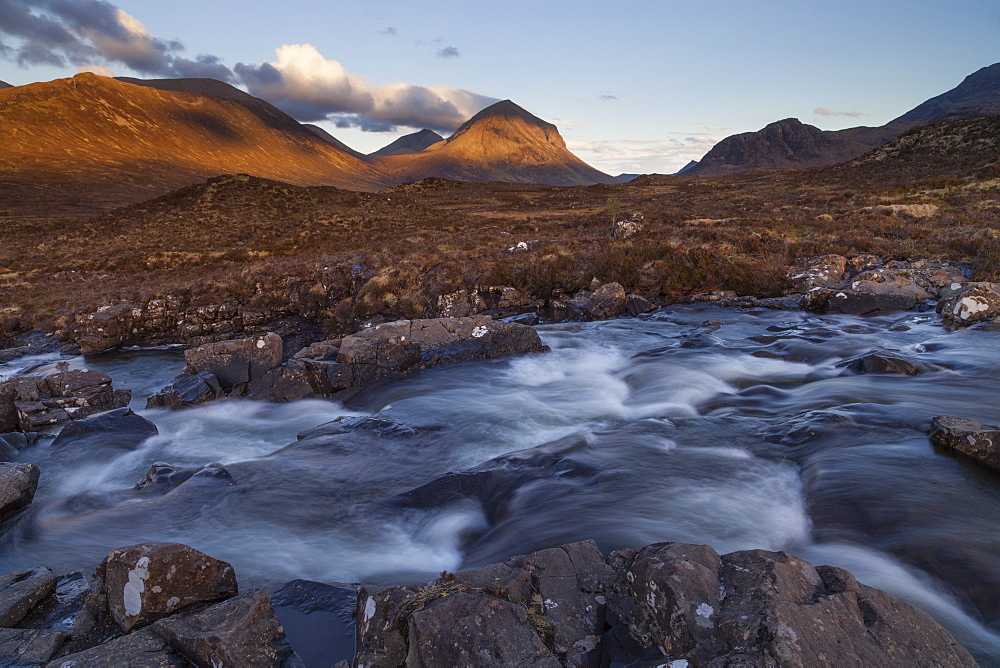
<box><xmin>786</xmin><ymin>254</ymin><xmax>848</xmax><ymax>293</ymax></box>
<box><xmin>72</xmin><ymin>304</ymin><xmax>141</xmax><ymax>354</ymax></box>
<box><xmin>814</xmin><ymin>284</ymin><xmax>923</xmax><ymax>316</ymax></box>
<box><xmin>0</xmin><ymin>627</ymin><xmax>65</xmax><ymax>665</ymax></box>
<box><xmin>838</xmin><ymin>351</ymin><xmax>932</xmax><ymax>375</ymax></box>
<box><xmin>145</xmin><ymin>372</ymin><xmax>222</xmax><ymax>410</ymax></box>
<box><xmin>937</xmin><ymin>283</ymin><xmax>1000</xmax><ymax>325</ymax></box>
<box><xmin>134</xmin><ymin>462</ymin><xmax>235</xmax><ymax>493</ymax></box>
<box><xmin>571</xmin><ymin>282</ymin><xmax>627</xmax><ymax>320</ymax></box>
<box><xmin>358</xmin><ymin>540</ymin><xmax>975</xmax><ymax>667</ymax></box>
<box><xmin>0</xmin><ymin>567</ymin><xmax>58</xmax><ymax>627</ymax></box>
<box><xmin>0</xmin><ymin>432</ymin><xmax>28</xmax><ymax>461</ymax></box>
<box><xmin>17</xmin><ymin>571</ymin><xmax>93</xmax><ymax>636</ymax></box>
<box><xmin>96</xmin><ymin>542</ymin><xmax>238</xmax><ymax>632</ymax></box>
<box><xmin>0</xmin><ymin>370</ymin><xmax>130</xmax><ymax>433</ymax></box>
<box><xmin>50</xmin><ymin>408</ymin><xmax>158</xmax><ymax>453</ymax></box>
<box><xmin>151</xmin><ymin>589</ymin><xmax>295</xmax><ymax>667</ymax></box>
<box><xmin>0</xmin><ymin>462</ymin><xmax>39</xmax><ymax>521</ymax></box>
<box><xmin>930</xmin><ymin>416</ymin><xmax>1000</xmax><ymax>471</ymax></box>
<box><xmin>46</xmin><ymin>628</ymin><xmax>187</xmax><ymax>667</ymax></box>
<box><xmin>626</xmin><ymin>294</ymin><xmax>657</xmax><ymax>316</ymax></box>
<box><xmin>183</xmin><ymin>333</ymin><xmax>283</xmax><ymax>389</ymax></box>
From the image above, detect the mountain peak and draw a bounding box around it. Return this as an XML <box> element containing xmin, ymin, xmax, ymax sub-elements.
<box><xmin>448</xmin><ymin>98</ymin><xmax>563</xmax><ymax>149</ymax></box>
<box><xmin>370</xmin><ymin>129</ymin><xmax>444</xmax><ymax>157</ymax></box>
<box><xmin>0</xmin><ymin>80</ymin><xmax>12</xmax><ymax>89</ymax></box>
<box><xmin>891</xmin><ymin>62</ymin><xmax>1000</xmax><ymax>124</ymax></box>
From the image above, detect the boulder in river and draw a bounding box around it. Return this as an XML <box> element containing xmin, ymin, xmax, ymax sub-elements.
<box><xmin>0</xmin><ymin>462</ymin><xmax>39</xmax><ymax>521</ymax></box>
<box><xmin>838</xmin><ymin>351</ymin><xmax>933</xmax><ymax>375</ymax></box>
<box><xmin>145</xmin><ymin>372</ymin><xmax>222</xmax><ymax>410</ymax></box>
<box><xmin>96</xmin><ymin>542</ymin><xmax>238</xmax><ymax>632</ymax></box>
<box><xmin>183</xmin><ymin>332</ymin><xmax>283</xmax><ymax>389</ymax></box>
<box><xmin>930</xmin><ymin>416</ymin><xmax>1000</xmax><ymax>472</ymax></box>
<box><xmin>569</xmin><ymin>282</ymin><xmax>628</xmax><ymax>320</ymax></box>
<box><xmin>0</xmin><ymin>369</ymin><xmax>130</xmax><ymax>433</ymax></box>
<box><xmin>50</xmin><ymin>407</ymin><xmax>158</xmax><ymax>453</ymax></box>
<box><xmin>937</xmin><ymin>283</ymin><xmax>1000</xmax><ymax>326</ymax></box>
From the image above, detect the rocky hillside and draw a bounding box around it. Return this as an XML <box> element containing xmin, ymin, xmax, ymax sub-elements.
<box><xmin>370</xmin><ymin>128</ymin><xmax>445</xmax><ymax>157</ymax></box>
<box><xmin>0</xmin><ymin>74</ymin><xmax>391</xmax><ymax>217</ymax></box>
<box><xmin>687</xmin><ymin>63</ymin><xmax>999</xmax><ymax>176</ymax></box>
<box><xmin>372</xmin><ymin>100</ymin><xmax>616</xmax><ymax>186</ymax></box>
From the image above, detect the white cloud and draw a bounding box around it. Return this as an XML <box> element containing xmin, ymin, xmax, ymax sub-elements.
<box><xmin>814</xmin><ymin>106</ymin><xmax>865</xmax><ymax>118</ymax></box>
<box><xmin>77</xmin><ymin>63</ymin><xmax>114</xmax><ymax>76</ymax></box>
<box><xmin>567</xmin><ymin>134</ymin><xmax>722</xmax><ymax>175</ymax></box>
<box><xmin>235</xmin><ymin>44</ymin><xmax>496</xmax><ymax>132</ymax></box>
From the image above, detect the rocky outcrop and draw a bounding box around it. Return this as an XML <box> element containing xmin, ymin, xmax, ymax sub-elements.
<box><xmin>183</xmin><ymin>333</ymin><xmax>283</xmax><ymax>388</ymax></box>
<box><xmin>356</xmin><ymin>539</ymin><xmax>975</xmax><ymax>667</ymax></box>
<box><xmin>0</xmin><ymin>369</ymin><xmax>131</xmax><ymax>433</ymax></box>
<box><xmin>930</xmin><ymin>416</ymin><xmax>1000</xmax><ymax>471</ymax></box>
<box><xmin>793</xmin><ymin>255</ymin><xmax>968</xmax><ymax>316</ymax></box>
<box><xmin>96</xmin><ymin>542</ymin><xmax>239</xmax><ymax>632</ymax></box>
<box><xmin>435</xmin><ymin>285</ymin><xmax>536</xmax><ymax>319</ymax></box>
<box><xmin>0</xmin><ymin>462</ymin><xmax>39</xmax><ymax>521</ymax></box>
<box><xmin>937</xmin><ymin>283</ymin><xmax>1000</xmax><ymax>325</ymax></box>
<box><xmin>153</xmin><ymin>317</ymin><xmax>547</xmax><ymax>407</ymax></box>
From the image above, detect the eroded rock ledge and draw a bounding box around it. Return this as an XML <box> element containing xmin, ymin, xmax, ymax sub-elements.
<box><xmin>0</xmin><ymin>539</ymin><xmax>975</xmax><ymax>667</ymax></box>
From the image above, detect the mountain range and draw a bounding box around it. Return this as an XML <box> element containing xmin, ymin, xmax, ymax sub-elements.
<box><xmin>685</xmin><ymin>63</ymin><xmax>1000</xmax><ymax>176</ymax></box>
<box><xmin>0</xmin><ymin>75</ymin><xmax>612</xmax><ymax>216</ymax></box>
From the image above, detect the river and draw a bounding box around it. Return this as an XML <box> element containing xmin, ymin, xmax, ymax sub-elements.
<box><xmin>2</xmin><ymin>304</ymin><xmax>999</xmax><ymax>663</ymax></box>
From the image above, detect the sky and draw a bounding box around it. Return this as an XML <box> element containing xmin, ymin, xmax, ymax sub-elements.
<box><xmin>1</xmin><ymin>0</ymin><xmax>998</xmax><ymax>175</ymax></box>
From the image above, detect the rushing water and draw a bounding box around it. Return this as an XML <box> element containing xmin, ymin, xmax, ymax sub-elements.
<box><xmin>2</xmin><ymin>306</ymin><xmax>1000</xmax><ymax>663</ymax></box>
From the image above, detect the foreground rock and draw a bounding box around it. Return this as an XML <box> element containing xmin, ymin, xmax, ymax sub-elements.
<box><xmin>930</xmin><ymin>416</ymin><xmax>1000</xmax><ymax>471</ymax></box>
<box><xmin>151</xmin><ymin>317</ymin><xmax>547</xmax><ymax>407</ymax></box>
<box><xmin>837</xmin><ymin>351</ymin><xmax>934</xmax><ymax>375</ymax></box>
<box><xmin>937</xmin><ymin>282</ymin><xmax>1000</xmax><ymax>325</ymax></box>
<box><xmin>357</xmin><ymin>539</ymin><xmax>974</xmax><ymax>667</ymax></box>
<box><xmin>0</xmin><ymin>462</ymin><xmax>39</xmax><ymax>521</ymax></box>
<box><xmin>96</xmin><ymin>543</ymin><xmax>238</xmax><ymax>632</ymax></box>
<box><xmin>0</xmin><ymin>369</ymin><xmax>131</xmax><ymax>433</ymax></box>
<box><xmin>568</xmin><ymin>282</ymin><xmax>628</xmax><ymax>320</ymax></box>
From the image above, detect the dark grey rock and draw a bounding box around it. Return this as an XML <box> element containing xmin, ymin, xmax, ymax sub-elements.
<box><xmin>145</xmin><ymin>372</ymin><xmax>221</xmax><ymax>410</ymax></box>
<box><xmin>930</xmin><ymin>415</ymin><xmax>1000</xmax><ymax>471</ymax></box>
<box><xmin>625</xmin><ymin>294</ymin><xmax>657</xmax><ymax>317</ymax></box>
<box><xmin>838</xmin><ymin>351</ymin><xmax>933</xmax><ymax>375</ymax></box>
<box><xmin>183</xmin><ymin>333</ymin><xmax>283</xmax><ymax>388</ymax></box>
<box><xmin>0</xmin><ymin>462</ymin><xmax>39</xmax><ymax>521</ymax></box>
<box><xmin>50</xmin><ymin>408</ymin><xmax>157</xmax><ymax>453</ymax></box>
<box><xmin>152</xmin><ymin>589</ymin><xmax>294</xmax><ymax>667</ymax></box>
<box><xmin>134</xmin><ymin>462</ymin><xmax>235</xmax><ymax>493</ymax></box>
<box><xmin>0</xmin><ymin>627</ymin><xmax>65</xmax><ymax>665</ymax></box>
<box><xmin>16</xmin><ymin>572</ymin><xmax>92</xmax><ymax>636</ymax></box>
<box><xmin>96</xmin><ymin>543</ymin><xmax>238</xmax><ymax>632</ymax></box>
<box><xmin>0</xmin><ymin>568</ymin><xmax>58</xmax><ymax>627</ymax></box>
<box><xmin>45</xmin><ymin>628</ymin><xmax>187</xmax><ymax>667</ymax></box>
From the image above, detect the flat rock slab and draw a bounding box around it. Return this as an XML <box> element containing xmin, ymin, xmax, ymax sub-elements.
<box><xmin>0</xmin><ymin>567</ymin><xmax>57</xmax><ymax>627</ymax></box>
<box><xmin>183</xmin><ymin>333</ymin><xmax>283</xmax><ymax>388</ymax></box>
<box><xmin>0</xmin><ymin>627</ymin><xmax>65</xmax><ymax>665</ymax></box>
<box><xmin>98</xmin><ymin>542</ymin><xmax>238</xmax><ymax>632</ymax></box>
<box><xmin>152</xmin><ymin>589</ymin><xmax>294</xmax><ymax>667</ymax></box>
<box><xmin>931</xmin><ymin>416</ymin><xmax>1000</xmax><ymax>472</ymax></box>
<box><xmin>45</xmin><ymin>628</ymin><xmax>188</xmax><ymax>667</ymax></box>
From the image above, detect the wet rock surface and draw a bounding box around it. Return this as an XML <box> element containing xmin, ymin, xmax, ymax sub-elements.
<box><xmin>50</xmin><ymin>408</ymin><xmax>158</xmax><ymax>455</ymax></box>
<box><xmin>838</xmin><ymin>350</ymin><xmax>934</xmax><ymax>375</ymax></box>
<box><xmin>937</xmin><ymin>282</ymin><xmax>1000</xmax><ymax>325</ymax></box>
<box><xmin>930</xmin><ymin>416</ymin><xmax>1000</xmax><ymax>472</ymax></box>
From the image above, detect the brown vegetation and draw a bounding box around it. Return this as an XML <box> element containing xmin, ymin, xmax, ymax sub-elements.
<box><xmin>1</xmin><ymin>116</ymin><xmax>998</xmax><ymax>341</ymax></box>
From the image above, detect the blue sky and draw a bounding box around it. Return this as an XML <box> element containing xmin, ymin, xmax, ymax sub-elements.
<box><xmin>1</xmin><ymin>0</ymin><xmax>997</xmax><ymax>174</ymax></box>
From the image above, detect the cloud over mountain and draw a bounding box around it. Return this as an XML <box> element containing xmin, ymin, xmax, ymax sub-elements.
<box><xmin>0</xmin><ymin>0</ymin><xmax>233</xmax><ymax>79</ymax></box>
<box><xmin>0</xmin><ymin>1</ymin><xmax>496</xmax><ymax>134</ymax></box>
<box><xmin>235</xmin><ymin>44</ymin><xmax>496</xmax><ymax>132</ymax></box>
<box><xmin>814</xmin><ymin>106</ymin><xmax>865</xmax><ymax>118</ymax></box>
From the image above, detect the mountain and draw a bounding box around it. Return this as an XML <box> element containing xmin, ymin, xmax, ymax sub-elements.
<box><xmin>301</xmin><ymin>124</ymin><xmax>368</xmax><ymax>160</ymax></box>
<box><xmin>0</xmin><ymin>81</ymin><xmax>11</xmax><ymax>89</ymax></box>
<box><xmin>674</xmin><ymin>160</ymin><xmax>699</xmax><ymax>175</ymax></box>
<box><xmin>687</xmin><ymin>63</ymin><xmax>1000</xmax><ymax>177</ymax></box>
<box><xmin>891</xmin><ymin>63</ymin><xmax>1000</xmax><ymax>124</ymax></box>
<box><xmin>372</xmin><ymin>100</ymin><xmax>615</xmax><ymax>186</ymax></box>
<box><xmin>370</xmin><ymin>129</ymin><xmax>445</xmax><ymax>157</ymax></box>
<box><xmin>0</xmin><ymin>73</ymin><xmax>390</xmax><ymax>216</ymax></box>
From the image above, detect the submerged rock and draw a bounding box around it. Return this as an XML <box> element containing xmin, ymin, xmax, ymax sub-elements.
<box><xmin>145</xmin><ymin>372</ymin><xmax>222</xmax><ymax>410</ymax></box>
<box><xmin>930</xmin><ymin>416</ymin><xmax>1000</xmax><ymax>471</ymax></box>
<box><xmin>838</xmin><ymin>351</ymin><xmax>933</xmax><ymax>375</ymax></box>
<box><xmin>50</xmin><ymin>408</ymin><xmax>158</xmax><ymax>453</ymax></box>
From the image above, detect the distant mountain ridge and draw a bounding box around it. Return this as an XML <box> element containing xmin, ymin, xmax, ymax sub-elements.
<box><xmin>371</xmin><ymin>100</ymin><xmax>616</xmax><ymax>186</ymax></box>
<box><xmin>0</xmin><ymin>80</ymin><xmax>11</xmax><ymax>89</ymax></box>
<box><xmin>371</xmin><ymin>129</ymin><xmax>444</xmax><ymax>157</ymax></box>
<box><xmin>686</xmin><ymin>63</ymin><xmax>1000</xmax><ymax>176</ymax></box>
